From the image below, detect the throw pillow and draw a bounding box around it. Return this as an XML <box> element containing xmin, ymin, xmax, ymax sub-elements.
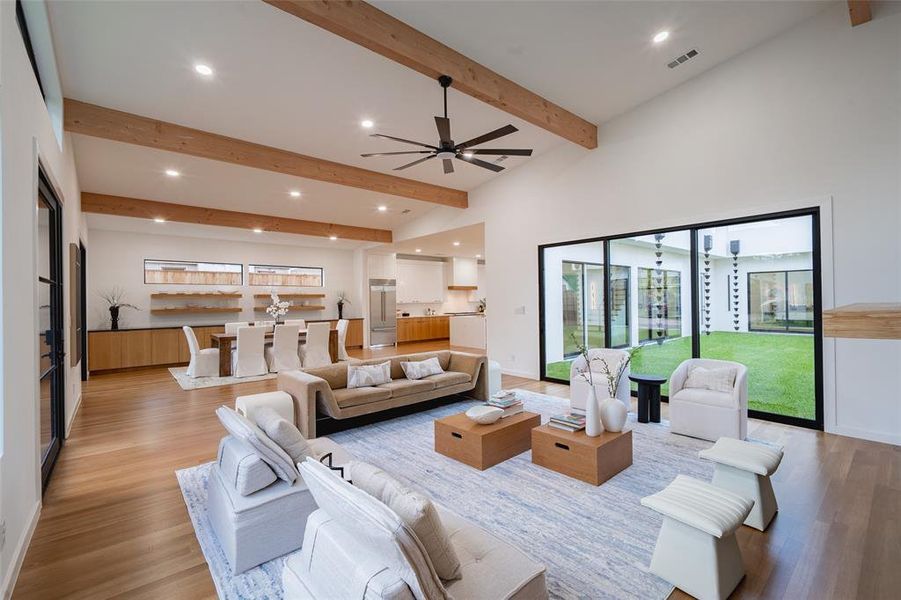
<box><xmin>215</xmin><ymin>406</ymin><xmax>298</xmax><ymax>483</ymax></box>
<box><xmin>254</xmin><ymin>406</ymin><xmax>312</xmax><ymax>465</ymax></box>
<box><xmin>684</xmin><ymin>366</ymin><xmax>737</xmax><ymax>393</ymax></box>
<box><xmin>348</xmin><ymin>461</ymin><xmax>462</xmax><ymax>581</ymax></box>
<box><xmin>217</xmin><ymin>436</ymin><xmax>277</xmax><ymax>496</ymax></box>
<box><xmin>400</xmin><ymin>357</ymin><xmax>444</xmax><ymax>381</ymax></box>
<box><xmin>347</xmin><ymin>361</ymin><xmax>391</xmax><ymax>389</ymax></box>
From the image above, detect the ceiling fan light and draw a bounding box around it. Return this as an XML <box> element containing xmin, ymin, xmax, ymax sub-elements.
<box><xmin>437</xmin><ymin>150</ymin><xmax>455</xmax><ymax>160</ymax></box>
<box><xmin>462</xmin><ymin>151</ymin><xmax>474</xmax><ymax>159</ymax></box>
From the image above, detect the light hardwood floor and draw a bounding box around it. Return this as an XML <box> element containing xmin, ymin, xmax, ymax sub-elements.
<box><xmin>13</xmin><ymin>341</ymin><xmax>901</xmax><ymax>599</ymax></box>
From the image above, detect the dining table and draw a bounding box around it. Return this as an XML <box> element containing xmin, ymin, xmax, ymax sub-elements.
<box><xmin>210</xmin><ymin>326</ymin><xmax>339</xmax><ymax>377</ymax></box>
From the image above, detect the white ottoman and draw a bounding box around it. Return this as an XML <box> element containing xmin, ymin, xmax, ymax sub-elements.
<box><xmin>641</xmin><ymin>475</ymin><xmax>753</xmax><ymax>600</ymax></box>
<box><xmin>699</xmin><ymin>437</ymin><xmax>784</xmax><ymax>531</ymax></box>
<box><xmin>487</xmin><ymin>360</ymin><xmax>503</xmax><ymax>398</ymax></box>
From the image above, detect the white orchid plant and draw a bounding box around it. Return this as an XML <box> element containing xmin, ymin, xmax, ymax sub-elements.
<box><xmin>266</xmin><ymin>292</ymin><xmax>291</xmax><ymax>322</ymax></box>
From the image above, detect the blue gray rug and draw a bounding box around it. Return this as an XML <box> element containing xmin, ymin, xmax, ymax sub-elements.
<box><xmin>177</xmin><ymin>389</ymin><xmax>722</xmax><ymax>599</ymax></box>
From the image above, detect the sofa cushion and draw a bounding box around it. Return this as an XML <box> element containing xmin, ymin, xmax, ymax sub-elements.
<box><xmin>254</xmin><ymin>406</ymin><xmax>312</xmax><ymax>464</ymax></box>
<box><xmin>333</xmin><ymin>386</ymin><xmax>393</xmax><ymax>408</ymax></box>
<box><xmin>685</xmin><ymin>365</ymin><xmax>736</xmax><ymax>393</ymax></box>
<box><xmin>377</xmin><ymin>379</ymin><xmax>436</xmax><ymax>397</ymax></box>
<box><xmin>216</xmin><ymin>406</ymin><xmax>297</xmax><ymax>483</ymax></box>
<box><xmin>304</xmin><ymin>363</ymin><xmax>348</xmax><ymax>390</ymax></box>
<box><xmin>671</xmin><ymin>387</ymin><xmax>735</xmax><ymax>408</ymax></box>
<box><xmin>217</xmin><ymin>436</ymin><xmax>277</xmax><ymax>496</ymax></box>
<box><xmin>349</xmin><ymin>461</ymin><xmax>461</xmax><ymax>582</ymax></box>
<box><xmin>422</xmin><ymin>371</ymin><xmax>471</xmax><ymax>389</ymax></box>
<box><xmin>348</xmin><ymin>361</ymin><xmax>392</xmax><ymax>389</ymax></box>
<box><xmin>401</xmin><ymin>357</ymin><xmax>444</xmax><ymax>380</ymax></box>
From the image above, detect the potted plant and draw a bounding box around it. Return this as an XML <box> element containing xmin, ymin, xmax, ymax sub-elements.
<box><xmin>477</xmin><ymin>297</ymin><xmax>486</xmax><ymax>313</ymax></box>
<box><xmin>266</xmin><ymin>292</ymin><xmax>290</xmax><ymax>324</ymax></box>
<box><xmin>100</xmin><ymin>287</ymin><xmax>140</xmax><ymax>330</ymax></box>
<box><xmin>336</xmin><ymin>291</ymin><xmax>350</xmax><ymax>319</ymax></box>
<box><xmin>571</xmin><ymin>332</ymin><xmax>641</xmax><ymax>435</ymax></box>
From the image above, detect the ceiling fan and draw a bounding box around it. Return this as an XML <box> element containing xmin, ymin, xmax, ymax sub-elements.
<box><xmin>361</xmin><ymin>75</ymin><xmax>533</xmax><ymax>174</ymax></box>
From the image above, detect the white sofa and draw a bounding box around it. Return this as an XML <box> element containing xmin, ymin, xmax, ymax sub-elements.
<box><xmin>569</xmin><ymin>348</ymin><xmax>631</xmax><ymax>414</ymax></box>
<box><xmin>284</xmin><ymin>459</ymin><xmax>548</xmax><ymax>600</ymax></box>
<box><xmin>669</xmin><ymin>359</ymin><xmax>748</xmax><ymax>441</ymax></box>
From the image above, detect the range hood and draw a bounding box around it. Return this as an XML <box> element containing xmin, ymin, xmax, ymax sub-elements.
<box><xmin>445</xmin><ymin>257</ymin><xmax>478</xmax><ymax>290</ymax></box>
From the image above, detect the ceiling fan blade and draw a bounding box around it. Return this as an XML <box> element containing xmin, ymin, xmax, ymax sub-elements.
<box><xmin>361</xmin><ymin>151</ymin><xmax>433</xmax><ymax>157</ymax></box>
<box><xmin>371</xmin><ymin>133</ymin><xmax>437</xmax><ymax>150</ymax></box>
<box><xmin>394</xmin><ymin>155</ymin><xmax>436</xmax><ymax>171</ymax></box>
<box><xmin>456</xmin><ymin>154</ymin><xmax>504</xmax><ymax>173</ymax></box>
<box><xmin>435</xmin><ymin>116</ymin><xmax>452</xmax><ymax>145</ymax></box>
<box><xmin>468</xmin><ymin>148</ymin><xmax>533</xmax><ymax>156</ymax></box>
<box><xmin>443</xmin><ymin>158</ymin><xmax>454</xmax><ymax>174</ymax></box>
<box><xmin>456</xmin><ymin>124</ymin><xmax>518</xmax><ymax>149</ymax></box>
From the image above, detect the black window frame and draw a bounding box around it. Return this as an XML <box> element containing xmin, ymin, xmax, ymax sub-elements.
<box><xmin>247</xmin><ymin>263</ymin><xmax>325</xmax><ymax>288</ymax></box>
<box><xmin>16</xmin><ymin>0</ymin><xmax>46</xmax><ymax>99</ymax></box>
<box><xmin>143</xmin><ymin>258</ymin><xmax>244</xmax><ymax>286</ymax></box>
<box><xmin>746</xmin><ymin>269</ymin><xmax>814</xmax><ymax>334</ymax></box>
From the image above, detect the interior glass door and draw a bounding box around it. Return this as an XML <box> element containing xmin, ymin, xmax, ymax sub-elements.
<box><xmin>38</xmin><ymin>176</ymin><xmax>65</xmax><ymax>488</ymax></box>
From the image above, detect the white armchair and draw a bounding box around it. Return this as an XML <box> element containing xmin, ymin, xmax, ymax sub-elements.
<box><xmin>669</xmin><ymin>358</ymin><xmax>748</xmax><ymax>441</ymax></box>
<box><xmin>569</xmin><ymin>348</ymin><xmax>631</xmax><ymax>414</ymax></box>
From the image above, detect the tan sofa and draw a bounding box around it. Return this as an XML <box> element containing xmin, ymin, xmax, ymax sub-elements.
<box><xmin>278</xmin><ymin>350</ymin><xmax>488</xmax><ymax>438</ymax></box>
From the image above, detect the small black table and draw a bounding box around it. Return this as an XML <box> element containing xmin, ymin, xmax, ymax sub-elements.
<box><xmin>628</xmin><ymin>373</ymin><xmax>667</xmax><ymax>424</ymax></box>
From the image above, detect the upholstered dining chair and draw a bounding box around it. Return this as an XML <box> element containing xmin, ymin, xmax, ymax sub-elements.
<box><xmin>224</xmin><ymin>321</ymin><xmax>250</xmax><ymax>335</ymax></box>
<box><xmin>183</xmin><ymin>326</ymin><xmax>219</xmax><ymax>378</ymax></box>
<box><xmin>336</xmin><ymin>319</ymin><xmax>350</xmax><ymax>361</ymax></box>
<box><xmin>301</xmin><ymin>322</ymin><xmax>332</xmax><ymax>368</ymax></box>
<box><xmin>285</xmin><ymin>319</ymin><xmax>306</xmax><ymax>329</ymax></box>
<box><xmin>232</xmin><ymin>326</ymin><xmax>268</xmax><ymax>378</ymax></box>
<box><xmin>265</xmin><ymin>324</ymin><xmax>301</xmax><ymax>373</ymax></box>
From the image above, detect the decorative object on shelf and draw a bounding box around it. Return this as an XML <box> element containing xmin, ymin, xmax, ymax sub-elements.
<box><xmin>598</xmin><ymin>397</ymin><xmax>628</xmax><ymax>432</ymax></box>
<box><xmin>730</xmin><ymin>239</ymin><xmax>741</xmax><ymax>331</ymax></box>
<box><xmin>266</xmin><ymin>293</ymin><xmax>290</xmax><ymax>324</ymax></box>
<box><xmin>99</xmin><ymin>286</ymin><xmax>140</xmax><ymax>330</ymax></box>
<box><xmin>703</xmin><ymin>234</ymin><xmax>713</xmax><ymax>336</ymax></box>
<box><xmin>653</xmin><ymin>233</ymin><xmax>666</xmax><ymax>345</ymax></box>
<box><xmin>336</xmin><ymin>291</ymin><xmax>350</xmax><ymax>320</ymax></box>
<box><xmin>465</xmin><ymin>405</ymin><xmax>504</xmax><ymax>425</ymax></box>
<box><xmin>477</xmin><ymin>297</ymin><xmax>486</xmax><ymax>313</ymax></box>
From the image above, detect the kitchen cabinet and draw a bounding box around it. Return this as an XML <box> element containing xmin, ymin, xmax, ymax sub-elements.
<box><xmin>397</xmin><ymin>259</ymin><xmax>444</xmax><ymax>303</ymax></box>
<box><xmin>446</xmin><ymin>257</ymin><xmax>478</xmax><ymax>289</ymax></box>
<box><xmin>368</xmin><ymin>253</ymin><xmax>397</xmax><ymax>280</ymax></box>
<box><xmin>397</xmin><ymin>316</ymin><xmax>450</xmax><ymax>343</ymax></box>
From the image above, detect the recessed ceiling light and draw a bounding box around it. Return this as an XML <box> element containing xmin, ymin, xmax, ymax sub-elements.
<box><xmin>475</xmin><ymin>254</ymin><xmax>481</xmax><ymax>258</ymax></box>
<box><xmin>653</xmin><ymin>31</ymin><xmax>670</xmax><ymax>44</ymax></box>
<box><xmin>462</xmin><ymin>151</ymin><xmax>474</xmax><ymax>159</ymax></box>
<box><xmin>253</xmin><ymin>227</ymin><xmax>263</xmax><ymax>234</ymax></box>
<box><xmin>415</xmin><ymin>248</ymin><xmax>422</xmax><ymax>253</ymax></box>
<box><xmin>153</xmin><ymin>217</ymin><xmax>166</xmax><ymax>223</ymax></box>
<box><xmin>377</xmin><ymin>205</ymin><xmax>387</xmax><ymax>212</ymax></box>
<box><xmin>329</xmin><ymin>235</ymin><xmax>338</xmax><ymax>241</ymax></box>
<box><xmin>194</xmin><ymin>63</ymin><xmax>213</xmax><ymax>76</ymax></box>
<box><xmin>452</xmin><ymin>241</ymin><xmax>461</xmax><ymax>246</ymax></box>
<box><xmin>165</xmin><ymin>169</ymin><xmax>180</xmax><ymax>177</ymax></box>
<box><xmin>360</xmin><ymin>119</ymin><xmax>374</xmax><ymax>129</ymax></box>
<box><xmin>289</xmin><ymin>190</ymin><xmax>301</xmax><ymax>198</ymax></box>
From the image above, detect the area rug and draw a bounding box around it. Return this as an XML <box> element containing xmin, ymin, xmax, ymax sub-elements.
<box><xmin>177</xmin><ymin>389</ymin><xmax>726</xmax><ymax>599</ymax></box>
<box><xmin>168</xmin><ymin>367</ymin><xmax>276</xmax><ymax>390</ymax></box>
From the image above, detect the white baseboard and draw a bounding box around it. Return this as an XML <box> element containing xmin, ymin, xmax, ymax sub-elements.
<box><xmin>501</xmin><ymin>368</ymin><xmax>539</xmax><ymax>380</ymax></box>
<box><xmin>827</xmin><ymin>425</ymin><xmax>901</xmax><ymax>447</ymax></box>
<box><xmin>65</xmin><ymin>392</ymin><xmax>83</xmax><ymax>439</ymax></box>
<box><xmin>1</xmin><ymin>500</ymin><xmax>41</xmax><ymax>600</ymax></box>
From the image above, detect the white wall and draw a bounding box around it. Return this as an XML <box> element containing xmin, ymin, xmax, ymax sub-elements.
<box><xmin>0</xmin><ymin>0</ymin><xmax>85</xmax><ymax>593</ymax></box>
<box><xmin>397</xmin><ymin>5</ymin><xmax>901</xmax><ymax>444</ymax></box>
<box><xmin>86</xmin><ymin>227</ymin><xmax>364</xmax><ymax>330</ymax></box>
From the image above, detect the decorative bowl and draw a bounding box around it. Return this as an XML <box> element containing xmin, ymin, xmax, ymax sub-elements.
<box><xmin>465</xmin><ymin>405</ymin><xmax>504</xmax><ymax>425</ymax></box>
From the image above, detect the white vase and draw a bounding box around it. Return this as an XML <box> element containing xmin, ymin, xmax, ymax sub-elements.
<box><xmin>599</xmin><ymin>397</ymin><xmax>628</xmax><ymax>433</ymax></box>
<box><xmin>585</xmin><ymin>386</ymin><xmax>604</xmax><ymax>437</ymax></box>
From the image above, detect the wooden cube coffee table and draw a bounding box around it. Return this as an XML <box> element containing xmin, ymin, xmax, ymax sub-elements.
<box><xmin>435</xmin><ymin>411</ymin><xmax>541</xmax><ymax>470</ymax></box>
<box><xmin>531</xmin><ymin>426</ymin><xmax>632</xmax><ymax>485</ymax></box>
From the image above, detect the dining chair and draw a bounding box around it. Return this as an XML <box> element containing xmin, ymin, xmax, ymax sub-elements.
<box><xmin>232</xmin><ymin>326</ymin><xmax>268</xmax><ymax>377</ymax></box>
<box><xmin>183</xmin><ymin>326</ymin><xmax>219</xmax><ymax>378</ymax></box>
<box><xmin>265</xmin><ymin>324</ymin><xmax>301</xmax><ymax>373</ymax></box>
<box><xmin>336</xmin><ymin>319</ymin><xmax>350</xmax><ymax>361</ymax></box>
<box><xmin>225</xmin><ymin>321</ymin><xmax>250</xmax><ymax>335</ymax></box>
<box><xmin>301</xmin><ymin>322</ymin><xmax>332</xmax><ymax>368</ymax></box>
<box><xmin>285</xmin><ymin>319</ymin><xmax>306</xmax><ymax>329</ymax></box>
<box><xmin>254</xmin><ymin>320</ymin><xmax>276</xmax><ymax>333</ymax></box>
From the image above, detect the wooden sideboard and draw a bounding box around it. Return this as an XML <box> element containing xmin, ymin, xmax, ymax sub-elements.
<box><xmin>88</xmin><ymin>318</ymin><xmax>364</xmax><ymax>373</ymax></box>
<box><xmin>397</xmin><ymin>316</ymin><xmax>450</xmax><ymax>343</ymax></box>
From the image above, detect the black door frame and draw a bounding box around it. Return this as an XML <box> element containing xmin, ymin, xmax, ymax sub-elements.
<box><xmin>38</xmin><ymin>170</ymin><xmax>66</xmax><ymax>489</ymax></box>
<box><xmin>538</xmin><ymin>207</ymin><xmax>824</xmax><ymax>431</ymax></box>
<box><xmin>80</xmin><ymin>241</ymin><xmax>88</xmax><ymax>381</ymax></box>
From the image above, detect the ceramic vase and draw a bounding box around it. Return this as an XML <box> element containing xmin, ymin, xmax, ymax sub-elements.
<box><xmin>599</xmin><ymin>397</ymin><xmax>628</xmax><ymax>432</ymax></box>
<box><xmin>585</xmin><ymin>386</ymin><xmax>604</xmax><ymax>437</ymax></box>
<box><xmin>109</xmin><ymin>305</ymin><xmax>120</xmax><ymax>330</ymax></box>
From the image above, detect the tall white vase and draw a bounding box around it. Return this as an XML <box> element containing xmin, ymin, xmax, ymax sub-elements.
<box><xmin>585</xmin><ymin>385</ymin><xmax>604</xmax><ymax>437</ymax></box>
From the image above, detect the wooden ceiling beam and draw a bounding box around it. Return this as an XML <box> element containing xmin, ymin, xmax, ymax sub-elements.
<box><xmin>848</xmin><ymin>1</ymin><xmax>872</xmax><ymax>26</ymax></box>
<box><xmin>263</xmin><ymin>0</ymin><xmax>598</xmax><ymax>150</ymax></box>
<box><xmin>64</xmin><ymin>99</ymin><xmax>467</xmax><ymax>209</ymax></box>
<box><xmin>81</xmin><ymin>192</ymin><xmax>393</xmax><ymax>243</ymax></box>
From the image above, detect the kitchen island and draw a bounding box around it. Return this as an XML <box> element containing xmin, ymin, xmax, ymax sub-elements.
<box><xmin>449</xmin><ymin>314</ymin><xmax>486</xmax><ymax>349</ymax></box>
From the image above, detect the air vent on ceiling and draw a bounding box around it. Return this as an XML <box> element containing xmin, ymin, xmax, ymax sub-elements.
<box><xmin>667</xmin><ymin>48</ymin><xmax>699</xmax><ymax>69</ymax></box>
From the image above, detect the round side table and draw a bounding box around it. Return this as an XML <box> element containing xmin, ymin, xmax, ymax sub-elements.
<box><xmin>628</xmin><ymin>373</ymin><xmax>668</xmax><ymax>423</ymax></box>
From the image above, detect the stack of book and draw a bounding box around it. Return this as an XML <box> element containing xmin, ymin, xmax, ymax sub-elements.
<box><xmin>486</xmin><ymin>390</ymin><xmax>523</xmax><ymax>418</ymax></box>
<box><xmin>548</xmin><ymin>413</ymin><xmax>586</xmax><ymax>432</ymax></box>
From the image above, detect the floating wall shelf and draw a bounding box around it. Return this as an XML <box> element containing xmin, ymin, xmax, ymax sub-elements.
<box><xmin>253</xmin><ymin>305</ymin><xmax>326</xmax><ymax>312</ymax></box>
<box><xmin>823</xmin><ymin>303</ymin><xmax>901</xmax><ymax>340</ymax></box>
<box><xmin>151</xmin><ymin>292</ymin><xmax>242</xmax><ymax>299</ymax></box>
<box><xmin>252</xmin><ymin>293</ymin><xmax>326</xmax><ymax>299</ymax></box>
<box><xmin>150</xmin><ymin>307</ymin><xmax>243</xmax><ymax>315</ymax></box>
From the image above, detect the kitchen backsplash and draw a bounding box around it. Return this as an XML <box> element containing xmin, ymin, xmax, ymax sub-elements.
<box><xmin>397</xmin><ymin>290</ymin><xmax>479</xmax><ymax>315</ymax></box>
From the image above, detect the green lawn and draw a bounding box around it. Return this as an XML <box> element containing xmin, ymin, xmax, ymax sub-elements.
<box><xmin>546</xmin><ymin>331</ymin><xmax>815</xmax><ymax>420</ymax></box>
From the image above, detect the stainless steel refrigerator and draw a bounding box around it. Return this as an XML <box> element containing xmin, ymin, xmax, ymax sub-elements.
<box><xmin>369</xmin><ymin>279</ymin><xmax>397</xmax><ymax>347</ymax></box>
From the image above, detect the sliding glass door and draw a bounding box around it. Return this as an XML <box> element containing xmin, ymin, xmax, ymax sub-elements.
<box><xmin>538</xmin><ymin>209</ymin><xmax>822</xmax><ymax>429</ymax></box>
